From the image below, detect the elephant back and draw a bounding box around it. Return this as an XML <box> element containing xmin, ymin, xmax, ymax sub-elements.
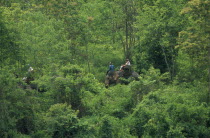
<box><xmin>123</xmin><ymin>65</ymin><xmax>131</xmax><ymax>72</ymax></box>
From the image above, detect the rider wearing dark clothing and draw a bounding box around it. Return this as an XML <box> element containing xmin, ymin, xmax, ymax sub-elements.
<box><xmin>107</xmin><ymin>62</ymin><xmax>114</xmax><ymax>75</ymax></box>
<box><xmin>109</xmin><ymin>64</ymin><xmax>114</xmax><ymax>71</ymax></box>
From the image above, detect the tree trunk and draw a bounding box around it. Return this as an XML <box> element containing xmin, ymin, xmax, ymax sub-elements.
<box><xmin>125</xmin><ymin>5</ymin><xmax>129</xmax><ymax>59</ymax></box>
<box><xmin>160</xmin><ymin>44</ymin><xmax>172</xmax><ymax>80</ymax></box>
<box><xmin>208</xmin><ymin>46</ymin><xmax>210</xmax><ymax>103</ymax></box>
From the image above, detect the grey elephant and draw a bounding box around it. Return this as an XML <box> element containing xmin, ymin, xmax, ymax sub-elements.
<box><xmin>105</xmin><ymin>66</ymin><xmax>139</xmax><ymax>87</ymax></box>
<box><xmin>105</xmin><ymin>71</ymin><xmax>120</xmax><ymax>88</ymax></box>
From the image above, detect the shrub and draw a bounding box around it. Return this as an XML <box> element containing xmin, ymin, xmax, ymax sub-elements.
<box><xmin>127</xmin><ymin>84</ymin><xmax>210</xmax><ymax>137</ymax></box>
<box><xmin>42</xmin><ymin>103</ymin><xmax>79</xmax><ymax>138</ymax></box>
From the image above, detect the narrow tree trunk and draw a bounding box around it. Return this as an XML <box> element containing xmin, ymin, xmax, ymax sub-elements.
<box><xmin>86</xmin><ymin>43</ymin><xmax>90</xmax><ymax>73</ymax></box>
<box><xmin>0</xmin><ymin>48</ymin><xmax>2</xmax><ymax>69</ymax></box>
<box><xmin>112</xmin><ymin>20</ymin><xmax>116</xmax><ymax>44</ymax></box>
<box><xmin>170</xmin><ymin>46</ymin><xmax>176</xmax><ymax>80</ymax></box>
<box><xmin>160</xmin><ymin>44</ymin><xmax>172</xmax><ymax>80</ymax></box>
<box><xmin>208</xmin><ymin>46</ymin><xmax>210</xmax><ymax>103</ymax></box>
<box><xmin>86</xmin><ymin>21</ymin><xmax>91</xmax><ymax>73</ymax></box>
<box><xmin>125</xmin><ymin>14</ymin><xmax>129</xmax><ymax>58</ymax></box>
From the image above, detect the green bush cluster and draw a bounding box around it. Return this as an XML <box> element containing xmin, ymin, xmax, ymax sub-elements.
<box><xmin>1</xmin><ymin>65</ymin><xmax>209</xmax><ymax>138</ymax></box>
<box><xmin>0</xmin><ymin>0</ymin><xmax>210</xmax><ymax>137</ymax></box>
<box><xmin>128</xmin><ymin>86</ymin><xmax>210</xmax><ymax>137</ymax></box>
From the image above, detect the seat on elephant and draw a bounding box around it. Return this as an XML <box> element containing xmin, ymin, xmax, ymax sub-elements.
<box><xmin>123</xmin><ymin>65</ymin><xmax>131</xmax><ymax>72</ymax></box>
<box><xmin>122</xmin><ymin>65</ymin><xmax>132</xmax><ymax>77</ymax></box>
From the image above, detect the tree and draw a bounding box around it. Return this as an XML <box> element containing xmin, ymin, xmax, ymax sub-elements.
<box><xmin>2</xmin><ymin>3</ymin><xmax>70</xmax><ymax>72</ymax></box>
<box><xmin>178</xmin><ymin>0</ymin><xmax>210</xmax><ymax>101</ymax></box>
<box><xmin>42</xmin><ymin>103</ymin><xmax>79</xmax><ymax>138</ymax></box>
<box><xmin>133</xmin><ymin>0</ymin><xmax>188</xmax><ymax>78</ymax></box>
<box><xmin>0</xmin><ymin>7</ymin><xmax>20</xmax><ymax>68</ymax></box>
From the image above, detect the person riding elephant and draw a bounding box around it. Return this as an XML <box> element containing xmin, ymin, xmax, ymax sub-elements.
<box><xmin>106</xmin><ymin>62</ymin><xmax>115</xmax><ymax>75</ymax></box>
<box><xmin>23</xmin><ymin>64</ymin><xmax>34</xmax><ymax>84</ymax></box>
<box><xmin>120</xmin><ymin>59</ymin><xmax>131</xmax><ymax>71</ymax></box>
<box><xmin>125</xmin><ymin>59</ymin><xmax>130</xmax><ymax>66</ymax></box>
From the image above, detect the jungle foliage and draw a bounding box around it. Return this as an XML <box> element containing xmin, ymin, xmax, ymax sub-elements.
<box><xmin>0</xmin><ymin>0</ymin><xmax>210</xmax><ymax>137</ymax></box>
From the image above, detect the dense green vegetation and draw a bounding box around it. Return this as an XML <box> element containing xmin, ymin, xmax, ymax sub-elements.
<box><xmin>0</xmin><ymin>0</ymin><xmax>210</xmax><ymax>137</ymax></box>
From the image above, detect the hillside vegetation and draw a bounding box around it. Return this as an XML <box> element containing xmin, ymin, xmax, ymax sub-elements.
<box><xmin>0</xmin><ymin>0</ymin><xmax>210</xmax><ymax>137</ymax></box>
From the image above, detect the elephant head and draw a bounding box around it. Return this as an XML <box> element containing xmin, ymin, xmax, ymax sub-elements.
<box><xmin>105</xmin><ymin>71</ymin><xmax>123</xmax><ymax>88</ymax></box>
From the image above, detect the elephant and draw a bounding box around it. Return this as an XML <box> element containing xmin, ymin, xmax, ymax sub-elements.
<box><xmin>105</xmin><ymin>71</ymin><xmax>120</xmax><ymax>88</ymax></box>
<box><xmin>105</xmin><ymin>68</ymin><xmax>139</xmax><ymax>87</ymax></box>
<box><xmin>22</xmin><ymin>76</ymin><xmax>34</xmax><ymax>85</ymax></box>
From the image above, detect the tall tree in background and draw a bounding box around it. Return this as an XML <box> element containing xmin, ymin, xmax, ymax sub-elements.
<box><xmin>109</xmin><ymin>0</ymin><xmax>138</xmax><ymax>60</ymax></box>
<box><xmin>121</xmin><ymin>0</ymin><xmax>137</xmax><ymax>60</ymax></box>
<box><xmin>0</xmin><ymin>7</ymin><xmax>20</xmax><ymax>69</ymax></box>
<box><xmin>134</xmin><ymin>0</ymin><xmax>187</xmax><ymax>78</ymax></box>
<box><xmin>179</xmin><ymin>0</ymin><xmax>210</xmax><ymax>102</ymax></box>
<box><xmin>1</xmin><ymin>3</ymin><xmax>70</xmax><ymax>74</ymax></box>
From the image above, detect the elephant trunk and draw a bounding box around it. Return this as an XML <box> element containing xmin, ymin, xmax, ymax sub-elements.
<box><xmin>105</xmin><ymin>76</ymin><xmax>110</xmax><ymax>88</ymax></box>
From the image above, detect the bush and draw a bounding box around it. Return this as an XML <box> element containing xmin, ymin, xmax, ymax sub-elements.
<box><xmin>127</xmin><ymin>84</ymin><xmax>210</xmax><ymax>137</ymax></box>
<box><xmin>42</xmin><ymin>103</ymin><xmax>79</xmax><ymax>138</ymax></box>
